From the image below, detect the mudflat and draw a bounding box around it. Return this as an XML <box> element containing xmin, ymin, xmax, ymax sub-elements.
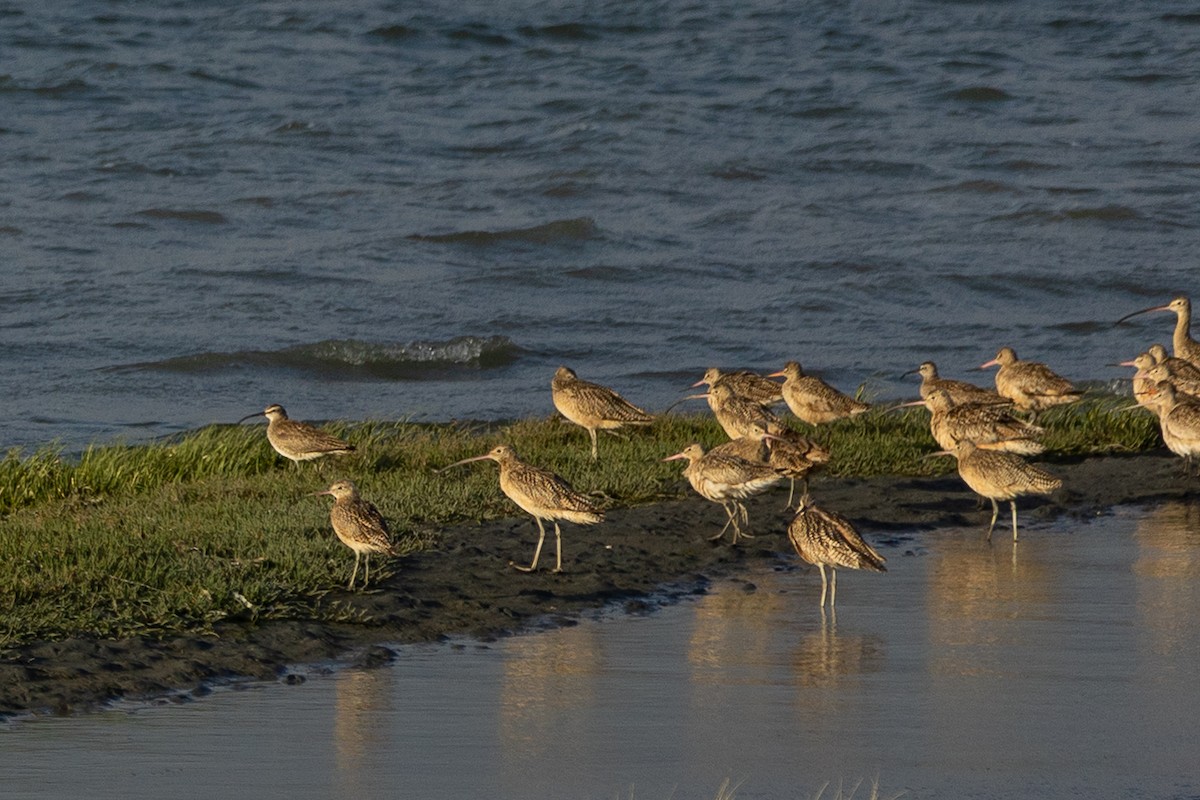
<box><xmin>0</xmin><ymin>450</ymin><xmax>1188</xmax><ymax>719</ymax></box>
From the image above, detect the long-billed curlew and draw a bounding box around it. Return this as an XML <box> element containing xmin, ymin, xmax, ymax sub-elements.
<box><xmin>978</xmin><ymin>347</ymin><xmax>1081</xmax><ymax>419</ymax></box>
<box><xmin>663</xmin><ymin>443</ymin><xmax>784</xmax><ymax>544</ymax></box>
<box><xmin>683</xmin><ymin>382</ymin><xmax>785</xmax><ymax>440</ymax></box>
<box><xmin>692</xmin><ymin>367</ymin><xmax>784</xmax><ymax>406</ymax></box>
<box><xmin>769</xmin><ymin>361</ymin><xmax>870</xmax><ymax>426</ymax></box>
<box><xmin>441</xmin><ymin>444</ymin><xmax>604</xmax><ymax>572</ymax></box>
<box><xmin>312</xmin><ymin>480</ymin><xmax>395</xmax><ymax>590</ymax></box>
<box><xmin>787</xmin><ymin>495</ymin><xmax>886</xmax><ymax>609</ymax></box>
<box><xmin>934</xmin><ymin>440</ymin><xmax>1062</xmax><ymax>541</ymax></box>
<box><xmin>239</xmin><ymin>404</ymin><xmax>355</xmax><ymax>465</ymax></box>
<box><xmin>763</xmin><ymin>424</ymin><xmax>831</xmax><ymax>507</ymax></box>
<box><xmin>1146</xmin><ymin>380</ymin><xmax>1200</xmax><ymax>474</ymax></box>
<box><xmin>551</xmin><ymin>366</ymin><xmax>653</xmax><ymax>460</ymax></box>
<box><xmin>903</xmin><ymin>388</ymin><xmax>1045</xmax><ymax>455</ymax></box>
<box><xmin>1117</xmin><ymin>296</ymin><xmax>1200</xmax><ymax>366</ymax></box>
<box><xmin>904</xmin><ymin>361</ymin><xmax>1009</xmax><ymax>406</ymax></box>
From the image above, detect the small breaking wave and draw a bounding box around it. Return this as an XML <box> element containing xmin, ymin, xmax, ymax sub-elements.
<box><xmin>408</xmin><ymin>217</ymin><xmax>598</xmax><ymax>246</ymax></box>
<box><xmin>111</xmin><ymin>336</ymin><xmax>521</xmax><ymax>380</ymax></box>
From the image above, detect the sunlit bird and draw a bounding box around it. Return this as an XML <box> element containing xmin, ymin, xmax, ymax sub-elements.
<box><xmin>1146</xmin><ymin>380</ymin><xmax>1200</xmax><ymax>475</ymax></box>
<box><xmin>899</xmin><ymin>388</ymin><xmax>1045</xmax><ymax>455</ymax></box>
<box><xmin>787</xmin><ymin>495</ymin><xmax>886</xmax><ymax>609</ymax></box>
<box><xmin>769</xmin><ymin>360</ymin><xmax>870</xmax><ymax>426</ymax></box>
<box><xmin>904</xmin><ymin>360</ymin><xmax>1009</xmax><ymax>407</ymax></box>
<box><xmin>1117</xmin><ymin>295</ymin><xmax>1200</xmax><ymax>367</ymax></box>
<box><xmin>933</xmin><ymin>440</ymin><xmax>1062</xmax><ymax>542</ymax></box>
<box><xmin>764</xmin><ymin>424</ymin><xmax>831</xmax><ymax>508</ymax></box>
<box><xmin>691</xmin><ymin>367</ymin><xmax>784</xmax><ymax>407</ymax></box>
<box><xmin>978</xmin><ymin>347</ymin><xmax>1081</xmax><ymax>419</ymax></box>
<box><xmin>441</xmin><ymin>444</ymin><xmax>604</xmax><ymax>572</ymax></box>
<box><xmin>551</xmin><ymin>366</ymin><xmax>654</xmax><ymax>460</ymax></box>
<box><xmin>239</xmin><ymin>403</ymin><xmax>355</xmax><ymax>465</ymax></box>
<box><xmin>683</xmin><ymin>382</ymin><xmax>785</xmax><ymax>440</ymax></box>
<box><xmin>663</xmin><ymin>443</ymin><xmax>784</xmax><ymax>544</ymax></box>
<box><xmin>312</xmin><ymin>480</ymin><xmax>395</xmax><ymax>590</ymax></box>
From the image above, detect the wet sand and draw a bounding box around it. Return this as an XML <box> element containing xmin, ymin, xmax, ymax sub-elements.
<box><xmin>0</xmin><ymin>450</ymin><xmax>1189</xmax><ymax>719</ymax></box>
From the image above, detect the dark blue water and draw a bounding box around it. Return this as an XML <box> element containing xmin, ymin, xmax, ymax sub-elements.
<box><xmin>4</xmin><ymin>1</ymin><xmax>1200</xmax><ymax>448</ymax></box>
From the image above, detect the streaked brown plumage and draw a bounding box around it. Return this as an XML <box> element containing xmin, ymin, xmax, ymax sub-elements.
<box><xmin>764</xmin><ymin>423</ymin><xmax>831</xmax><ymax>507</ymax></box>
<box><xmin>979</xmin><ymin>347</ymin><xmax>1081</xmax><ymax>418</ymax></box>
<box><xmin>313</xmin><ymin>480</ymin><xmax>395</xmax><ymax>590</ymax></box>
<box><xmin>1146</xmin><ymin>381</ymin><xmax>1200</xmax><ymax>474</ymax></box>
<box><xmin>551</xmin><ymin>366</ymin><xmax>653</xmax><ymax>460</ymax></box>
<box><xmin>692</xmin><ymin>367</ymin><xmax>784</xmax><ymax>406</ymax></box>
<box><xmin>1145</xmin><ymin>363</ymin><xmax>1200</xmax><ymax>403</ymax></box>
<box><xmin>663</xmin><ymin>443</ymin><xmax>784</xmax><ymax>544</ymax></box>
<box><xmin>907</xmin><ymin>361</ymin><xmax>1009</xmax><ymax>406</ymax></box>
<box><xmin>708</xmin><ymin>421</ymin><xmax>771</xmax><ymax>463</ymax></box>
<box><xmin>921</xmin><ymin>388</ymin><xmax>1045</xmax><ymax>455</ymax></box>
<box><xmin>787</xmin><ymin>495</ymin><xmax>886</xmax><ymax>608</ymax></box>
<box><xmin>1147</xmin><ymin>343</ymin><xmax>1200</xmax><ymax>382</ymax></box>
<box><xmin>442</xmin><ymin>444</ymin><xmax>604</xmax><ymax>572</ymax></box>
<box><xmin>1117</xmin><ymin>296</ymin><xmax>1200</xmax><ymax>367</ymax></box>
<box><xmin>938</xmin><ymin>440</ymin><xmax>1062</xmax><ymax>541</ymax></box>
<box><xmin>688</xmin><ymin>382</ymin><xmax>785</xmax><ymax>440</ymax></box>
<box><xmin>769</xmin><ymin>361</ymin><xmax>870</xmax><ymax>425</ymax></box>
<box><xmin>1119</xmin><ymin>351</ymin><xmax>1160</xmax><ymax>410</ymax></box>
<box><xmin>239</xmin><ymin>403</ymin><xmax>355</xmax><ymax>464</ymax></box>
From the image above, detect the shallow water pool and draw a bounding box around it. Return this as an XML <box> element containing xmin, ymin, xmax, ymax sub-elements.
<box><xmin>3</xmin><ymin>503</ymin><xmax>1199</xmax><ymax>799</ymax></box>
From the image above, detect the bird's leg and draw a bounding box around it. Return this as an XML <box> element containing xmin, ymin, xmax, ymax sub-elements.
<box><xmin>734</xmin><ymin>501</ymin><xmax>755</xmax><ymax>540</ymax></box>
<box><xmin>1010</xmin><ymin>500</ymin><xmax>1020</xmax><ymax>542</ymax></box>
<box><xmin>709</xmin><ymin>504</ymin><xmax>736</xmax><ymax>541</ymax></box>
<box><xmin>818</xmin><ymin>563</ymin><xmax>828</xmax><ymax>608</ymax></box>
<box><xmin>784</xmin><ymin>478</ymin><xmax>796</xmax><ymax>510</ymax></box>
<box><xmin>513</xmin><ymin>517</ymin><xmax>548</xmax><ymax>572</ymax></box>
<box><xmin>985</xmin><ymin>498</ymin><xmax>1000</xmax><ymax>542</ymax></box>
<box><xmin>363</xmin><ymin>553</ymin><xmax>371</xmax><ymax>587</ymax></box>
<box><xmin>830</xmin><ymin>568</ymin><xmax>837</xmax><ymax>608</ymax></box>
<box><xmin>348</xmin><ymin>552</ymin><xmax>360</xmax><ymax>590</ymax></box>
<box><xmin>589</xmin><ymin>429</ymin><xmax>598</xmax><ymax>461</ymax></box>
<box><xmin>553</xmin><ymin>522</ymin><xmax>564</xmax><ymax>573</ymax></box>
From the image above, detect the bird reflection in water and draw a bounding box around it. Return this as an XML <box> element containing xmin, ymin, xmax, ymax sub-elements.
<box><xmin>333</xmin><ymin>668</ymin><xmax>393</xmax><ymax>788</ymax></box>
<box><xmin>1132</xmin><ymin>500</ymin><xmax>1200</xmax><ymax>657</ymax></box>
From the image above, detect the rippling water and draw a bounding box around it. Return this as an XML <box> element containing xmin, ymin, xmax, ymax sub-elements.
<box><xmin>4</xmin><ymin>1</ymin><xmax>1200</xmax><ymax>448</ymax></box>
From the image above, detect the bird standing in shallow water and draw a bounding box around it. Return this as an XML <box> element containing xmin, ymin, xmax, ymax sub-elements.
<box><xmin>551</xmin><ymin>366</ymin><xmax>654</xmax><ymax>460</ymax></box>
<box><xmin>934</xmin><ymin>440</ymin><xmax>1062</xmax><ymax>542</ymax></box>
<box><xmin>239</xmin><ymin>404</ymin><xmax>355</xmax><ymax>465</ymax></box>
<box><xmin>313</xmin><ymin>480</ymin><xmax>395</xmax><ymax>590</ymax></box>
<box><xmin>787</xmin><ymin>495</ymin><xmax>886</xmax><ymax>609</ymax></box>
<box><xmin>441</xmin><ymin>444</ymin><xmax>604</xmax><ymax>572</ymax></box>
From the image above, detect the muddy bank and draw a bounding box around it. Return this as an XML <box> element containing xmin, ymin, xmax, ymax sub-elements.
<box><xmin>0</xmin><ymin>450</ymin><xmax>1190</xmax><ymax>719</ymax></box>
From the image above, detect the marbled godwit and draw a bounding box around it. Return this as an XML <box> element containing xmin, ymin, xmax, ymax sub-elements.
<box><xmin>441</xmin><ymin>444</ymin><xmax>604</xmax><ymax>572</ymax></box>
<box><xmin>1118</xmin><ymin>351</ymin><xmax>1159</xmax><ymax>410</ymax></box>
<box><xmin>904</xmin><ymin>361</ymin><xmax>1008</xmax><ymax>406</ymax></box>
<box><xmin>1147</xmin><ymin>343</ymin><xmax>1200</xmax><ymax>384</ymax></box>
<box><xmin>1144</xmin><ymin>363</ymin><xmax>1200</xmax><ymax>403</ymax></box>
<box><xmin>787</xmin><ymin>495</ymin><xmax>886</xmax><ymax>608</ymax></box>
<box><xmin>663</xmin><ymin>443</ymin><xmax>784</xmax><ymax>544</ymax></box>
<box><xmin>1117</xmin><ymin>296</ymin><xmax>1200</xmax><ymax>366</ymax></box>
<box><xmin>769</xmin><ymin>361</ymin><xmax>870</xmax><ymax>426</ymax></box>
<box><xmin>684</xmin><ymin>382</ymin><xmax>784</xmax><ymax>440</ymax></box>
<box><xmin>935</xmin><ymin>440</ymin><xmax>1062</xmax><ymax>541</ymax></box>
<box><xmin>908</xmin><ymin>388</ymin><xmax>1045</xmax><ymax>455</ymax></box>
<box><xmin>238</xmin><ymin>404</ymin><xmax>355</xmax><ymax>465</ymax></box>
<box><xmin>1146</xmin><ymin>380</ymin><xmax>1200</xmax><ymax>474</ymax></box>
<box><xmin>692</xmin><ymin>367</ymin><xmax>784</xmax><ymax>406</ymax></box>
<box><xmin>978</xmin><ymin>347</ymin><xmax>1081</xmax><ymax>419</ymax></box>
<box><xmin>312</xmin><ymin>480</ymin><xmax>394</xmax><ymax>590</ymax></box>
<box><xmin>764</xmin><ymin>424</ymin><xmax>831</xmax><ymax>507</ymax></box>
<box><xmin>551</xmin><ymin>366</ymin><xmax>653</xmax><ymax>460</ymax></box>
<box><xmin>708</xmin><ymin>420</ymin><xmax>771</xmax><ymax>463</ymax></box>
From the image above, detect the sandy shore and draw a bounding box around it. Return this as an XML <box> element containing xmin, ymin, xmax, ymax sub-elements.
<box><xmin>0</xmin><ymin>449</ymin><xmax>1189</xmax><ymax>719</ymax></box>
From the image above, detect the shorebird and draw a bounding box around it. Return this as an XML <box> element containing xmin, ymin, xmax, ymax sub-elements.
<box><xmin>238</xmin><ymin>404</ymin><xmax>355</xmax><ymax>465</ymax></box>
<box><xmin>1117</xmin><ymin>296</ymin><xmax>1200</xmax><ymax>366</ymax></box>
<box><xmin>1146</xmin><ymin>380</ymin><xmax>1200</xmax><ymax>474</ymax></box>
<box><xmin>684</xmin><ymin>382</ymin><xmax>785</xmax><ymax>440</ymax></box>
<box><xmin>900</xmin><ymin>388</ymin><xmax>1045</xmax><ymax>455</ymax></box>
<box><xmin>312</xmin><ymin>480</ymin><xmax>395</xmax><ymax>590</ymax></box>
<box><xmin>1147</xmin><ymin>343</ymin><xmax>1200</xmax><ymax>384</ymax></box>
<box><xmin>551</xmin><ymin>366</ymin><xmax>654</xmax><ymax>460</ymax></box>
<box><xmin>1118</xmin><ymin>351</ymin><xmax>1160</xmax><ymax>410</ymax></box>
<box><xmin>769</xmin><ymin>361</ymin><xmax>870</xmax><ymax>426</ymax></box>
<box><xmin>904</xmin><ymin>361</ymin><xmax>1009</xmax><ymax>406</ymax></box>
<box><xmin>934</xmin><ymin>440</ymin><xmax>1062</xmax><ymax>541</ymax></box>
<box><xmin>663</xmin><ymin>443</ymin><xmax>784</xmax><ymax>544</ymax></box>
<box><xmin>441</xmin><ymin>444</ymin><xmax>604</xmax><ymax>572</ymax></box>
<box><xmin>1145</xmin><ymin>363</ymin><xmax>1200</xmax><ymax>403</ymax></box>
<box><xmin>978</xmin><ymin>347</ymin><xmax>1081</xmax><ymax>419</ymax></box>
<box><xmin>763</xmin><ymin>424</ymin><xmax>831</xmax><ymax>507</ymax></box>
<box><xmin>787</xmin><ymin>495</ymin><xmax>886</xmax><ymax>609</ymax></box>
<box><xmin>691</xmin><ymin>367</ymin><xmax>784</xmax><ymax>406</ymax></box>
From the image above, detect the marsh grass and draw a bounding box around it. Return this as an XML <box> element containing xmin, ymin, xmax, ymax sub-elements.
<box><xmin>0</xmin><ymin>396</ymin><xmax>1162</xmax><ymax>645</ymax></box>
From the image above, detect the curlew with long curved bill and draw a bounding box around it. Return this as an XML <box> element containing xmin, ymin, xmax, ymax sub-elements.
<box><xmin>898</xmin><ymin>388</ymin><xmax>1045</xmax><ymax>455</ymax></box>
<box><xmin>663</xmin><ymin>443</ymin><xmax>784</xmax><ymax>544</ymax></box>
<box><xmin>769</xmin><ymin>361</ymin><xmax>870</xmax><ymax>426</ymax></box>
<box><xmin>692</xmin><ymin>367</ymin><xmax>784</xmax><ymax>406</ymax></box>
<box><xmin>787</xmin><ymin>495</ymin><xmax>886</xmax><ymax>609</ymax></box>
<box><xmin>239</xmin><ymin>404</ymin><xmax>355</xmax><ymax>465</ymax></box>
<box><xmin>683</xmin><ymin>382</ymin><xmax>785</xmax><ymax>440</ymax></box>
<box><xmin>1117</xmin><ymin>296</ymin><xmax>1200</xmax><ymax>367</ymax></box>
<box><xmin>441</xmin><ymin>444</ymin><xmax>604</xmax><ymax>572</ymax></box>
<box><xmin>312</xmin><ymin>480</ymin><xmax>395</xmax><ymax>590</ymax></box>
<box><xmin>904</xmin><ymin>361</ymin><xmax>1009</xmax><ymax>407</ymax></box>
<box><xmin>551</xmin><ymin>366</ymin><xmax>654</xmax><ymax>460</ymax></box>
<box><xmin>1146</xmin><ymin>380</ymin><xmax>1200</xmax><ymax>474</ymax></box>
<box><xmin>979</xmin><ymin>347</ymin><xmax>1081</xmax><ymax>419</ymax></box>
<box><xmin>933</xmin><ymin>440</ymin><xmax>1062</xmax><ymax>542</ymax></box>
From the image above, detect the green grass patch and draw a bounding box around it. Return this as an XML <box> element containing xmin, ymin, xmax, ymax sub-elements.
<box><xmin>0</xmin><ymin>396</ymin><xmax>1162</xmax><ymax>646</ymax></box>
